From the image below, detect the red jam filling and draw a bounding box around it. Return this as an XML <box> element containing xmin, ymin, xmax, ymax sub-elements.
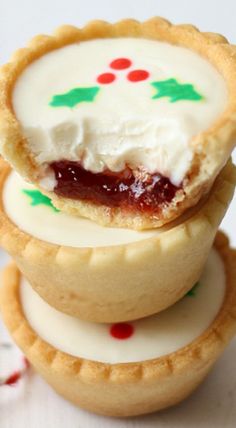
<box><xmin>51</xmin><ymin>161</ymin><xmax>181</xmax><ymax>213</ymax></box>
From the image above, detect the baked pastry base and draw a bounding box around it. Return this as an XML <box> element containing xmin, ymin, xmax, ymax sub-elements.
<box><xmin>0</xmin><ymin>232</ymin><xmax>236</xmax><ymax>417</ymax></box>
<box><xmin>0</xmin><ymin>158</ymin><xmax>235</xmax><ymax>322</ymax></box>
<box><xmin>1</xmin><ymin>18</ymin><xmax>236</xmax><ymax>229</ymax></box>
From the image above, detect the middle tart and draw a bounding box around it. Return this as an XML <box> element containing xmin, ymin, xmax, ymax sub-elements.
<box><xmin>0</xmin><ymin>158</ymin><xmax>235</xmax><ymax>323</ymax></box>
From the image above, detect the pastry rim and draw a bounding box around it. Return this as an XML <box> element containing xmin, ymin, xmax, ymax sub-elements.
<box><xmin>0</xmin><ymin>18</ymin><xmax>236</xmax><ymax>229</ymax></box>
<box><xmin>1</xmin><ymin>231</ymin><xmax>236</xmax><ymax>383</ymax></box>
<box><xmin>0</xmin><ymin>157</ymin><xmax>235</xmax><ymax>268</ymax></box>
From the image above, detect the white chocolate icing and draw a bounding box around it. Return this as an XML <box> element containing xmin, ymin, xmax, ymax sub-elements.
<box><xmin>20</xmin><ymin>249</ymin><xmax>225</xmax><ymax>363</ymax></box>
<box><xmin>3</xmin><ymin>171</ymin><xmax>160</xmax><ymax>247</ymax></box>
<box><xmin>13</xmin><ymin>38</ymin><xmax>227</xmax><ymax>186</ymax></box>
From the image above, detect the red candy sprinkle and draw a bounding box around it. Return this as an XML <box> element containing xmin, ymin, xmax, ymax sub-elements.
<box><xmin>97</xmin><ymin>73</ymin><xmax>116</xmax><ymax>84</ymax></box>
<box><xmin>110</xmin><ymin>58</ymin><xmax>132</xmax><ymax>70</ymax></box>
<box><xmin>0</xmin><ymin>355</ymin><xmax>30</xmax><ymax>387</ymax></box>
<box><xmin>127</xmin><ymin>69</ymin><xmax>149</xmax><ymax>82</ymax></box>
<box><xmin>110</xmin><ymin>323</ymin><xmax>134</xmax><ymax>340</ymax></box>
<box><xmin>4</xmin><ymin>371</ymin><xmax>21</xmax><ymax>386</ymax></box>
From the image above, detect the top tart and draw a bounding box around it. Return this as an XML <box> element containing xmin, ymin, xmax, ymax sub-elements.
<box><xmin>0</xmin><ymin>18</ymin><xmax>236</xmax><ymax>229</ymax></box>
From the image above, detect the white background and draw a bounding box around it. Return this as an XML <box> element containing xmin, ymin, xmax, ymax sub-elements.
<box><xmin>0</xmin><ymin>0</ymin><xmax>236</xmax><ymax>427</ymax></box>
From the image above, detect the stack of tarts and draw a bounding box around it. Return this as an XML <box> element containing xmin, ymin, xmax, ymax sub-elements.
<box><xmin>0</xmin><ymin>18</ymin><xmax>236</xmax><ymax>417</ymax></box>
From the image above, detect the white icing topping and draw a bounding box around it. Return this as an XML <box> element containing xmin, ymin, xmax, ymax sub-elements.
<box><xmin>3</xmin><ymin>171</ymin><xmax>160</xmax><ymax>247</ymax></box>
<box><xmin>13</xmin><ymin>38</ymin><xmax>227</xmax><ymax>186</ymax></box>
<box><xmin>20</xmin><ymin>249</ymin><xmax>225</xmax><ymax>363</ymax></box>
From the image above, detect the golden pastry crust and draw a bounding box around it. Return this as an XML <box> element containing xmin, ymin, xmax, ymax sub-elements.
<box><xmin>0</xmin><ymin>158</ymin><xmax>235</xmax><ymax>322</ymax></box>
<box><xmin>0</xmin><ymin>18</ymin><xmax>236</xmax><ymax>229</ymax></box>
<box><xmin>1</xmin><ymin>232</ymin><xmax>236</xmax><ymax>417</ymax></box>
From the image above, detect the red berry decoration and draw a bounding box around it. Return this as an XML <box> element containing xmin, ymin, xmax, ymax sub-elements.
<box><xmin>110</xmin><ymin>323</ymin><xmax>134</xmax><ymax>340</ymax></box>
<box><xmin>127</xmin><ymin>69</ymin><xmax>149</xmax><ymax>82</ymax></box>
<box><xmin>97</xmin><ymin>73</ymin><xmax>116</xmax><ymax>84</ymax></box>
<box><xmin>110</xmin><ymin>58</ymin><xmax>132</xmax><ymax>70</ymax></box>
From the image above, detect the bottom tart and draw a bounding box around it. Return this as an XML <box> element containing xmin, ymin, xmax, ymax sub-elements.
<box><xmin>0</xmin><ymin>159</ymin><xmax>235</xmax><ymax>323</ymax></box>
<box><xmin>1</xmin><ymin>232</ymin><xmax>236</xmax><ymax>417</ymax></box>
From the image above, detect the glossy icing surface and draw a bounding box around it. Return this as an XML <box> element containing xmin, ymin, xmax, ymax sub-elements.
<box><xmin>3</xmin><ymin>171</ymin><xmax>161</xmax><ymax>247</ymax></box>
<box><xmin>20</xmin><ymin>249</ymin><xmax>225</xmax><ymax>363</ymax></box>
<box><xmin>13</xmin><ymin>38</ymin><xmax>227</xmax><ymax>186</ymax></box>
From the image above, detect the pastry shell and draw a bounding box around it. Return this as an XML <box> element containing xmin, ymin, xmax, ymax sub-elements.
<box><xmin>0</xmin><ymin>232</ymin><xmax>236</xmax><ymax>417</ymax></box>
<box><xmin>0</xmin><ymin>158</ymin><xmax>235</xmax><ymax>323</ymax></box>
<box><xmin>1</xmin><ymin>18</ymin><xmax>236</xmax><ymax>229</ymax></box>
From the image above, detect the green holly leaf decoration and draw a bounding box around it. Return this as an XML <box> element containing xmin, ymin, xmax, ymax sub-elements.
<box><xmin>185</xmin><ymin>282</ymin><xmax>200</xmax><ymax>298</ymax></box>
<box><xmin>22</xmin><ymin>189</ymin><xmax>59</xmax><ymax>212</ymax></box>
<box><xmin>151</xmin><ymin>78</ymin><xmax>203</xmax><ymax>103</ymax></box>
<box><xmin>49</xmin><ymin>86</ymin><xmax>100</xmax><ymax>108</ymax></box>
